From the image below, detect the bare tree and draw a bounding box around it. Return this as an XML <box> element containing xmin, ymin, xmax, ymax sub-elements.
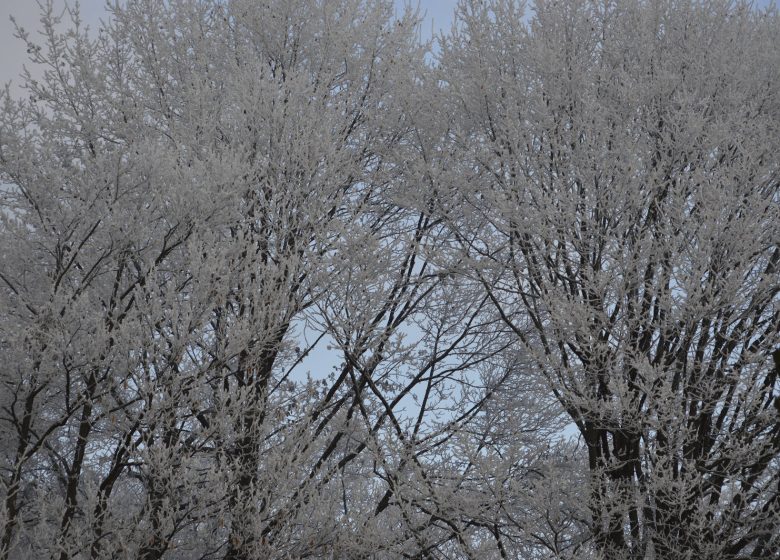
<box><xmin>0</xmin><ymin>1</ymin><xmax>529</xmax><ymax>559</ymax></box>
<box><xmin>439</xmin><ymin>0</ymin><xmax>780</xmax><ymax>558</ymax></box>
<box><xmin>3</xmin><ymin>1</ymin><xmax>777</xmax><ymax>559</ymax></box>
<box><xmin>0</xmin><ymin>0</ymin><xmax>430</xmax><ymax>557</ymax></box>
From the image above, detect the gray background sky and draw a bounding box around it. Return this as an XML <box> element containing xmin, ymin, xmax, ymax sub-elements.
<box><xmin>0</xmin><ymin>0</ymin><xmax>457</xmax><ymax>93</ymax></box>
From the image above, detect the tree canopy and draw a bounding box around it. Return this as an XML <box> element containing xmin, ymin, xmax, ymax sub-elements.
<box><xmin>1</xmin><ymin>1</ymin><xmax>778</xmax><ymax>559</ymax></box>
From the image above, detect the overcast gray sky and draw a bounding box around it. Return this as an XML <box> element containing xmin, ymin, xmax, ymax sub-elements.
<box><xmin>0</xmin><ymin>1</ymin><xmax>457</xmax><ymax>94</ymax></box>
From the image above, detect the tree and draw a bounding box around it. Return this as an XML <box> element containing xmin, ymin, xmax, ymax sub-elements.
<box><xmin>439</xmin><ymin>0</ymin><xmax>780</xmax><ymax>558</ymax></box>
<box><xmin>3</xmin><ymin>1</ymin><xmax>778</xmax><ymax>559</ymax></box>
<box><xmin>0</xmin><ymin>1</ymin><xmax>533</xmax><ymax>559</ymax></box>
<box><xmin>0</xmin><ymin>0</ymin><xmax>430</xmax><ymax>557</ymax></box>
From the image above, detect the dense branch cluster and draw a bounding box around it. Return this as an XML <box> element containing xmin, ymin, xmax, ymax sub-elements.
<box><xmin>0</xmin><ymin>1</ymin><xmax>777</xmax><ymax>559</ymax></box>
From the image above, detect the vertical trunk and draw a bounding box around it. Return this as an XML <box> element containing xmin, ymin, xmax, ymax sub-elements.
<box><xmin>58</xmin><ymin>370</ymin><xmax>98</xmax><ymax>560</ymax></box>
<box><xmin>0</xmin><ymin>382</ymin><xmax>39</xmax><ymax>560</ymax></box>
<box><xmin>584</xmin><ymin>421</ymin><xmax>636</xmax><ymax>559</ymax></box>
<box><xmin>90</xmin><ymin>423</ymin><xmax>139</xmax><ymax>559</ymax></box>
<box><xmin>137</xmin><ymin>478</ymin><xmax>169</xmax><ymax>560</ymax></box>
<box><xmin>223</xmin><ymin>345</ymin><xmax>279</xmax><ymax>560</ymax></box>
<box><xmin>137</xmin><ymin>395</ymin><xmax>183</xmax><ymax>560</ymax></box>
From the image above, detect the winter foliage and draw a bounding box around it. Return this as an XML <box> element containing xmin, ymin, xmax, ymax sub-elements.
<box><xmin>0</xmin><ymin>1</ymin><xmax>778</xmax><ymax>559</ymax></box>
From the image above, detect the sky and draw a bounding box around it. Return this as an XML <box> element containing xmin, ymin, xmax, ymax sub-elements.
<box><xmin>0</xmin><ymin>0</ymin><xmax>457</xmax><ymax>93</ymax></box>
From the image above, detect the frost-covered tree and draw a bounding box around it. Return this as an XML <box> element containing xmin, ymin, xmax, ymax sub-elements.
<box><xmin>0</xmin><ymin>0</ymin><xmax>537</xmax><ymax>558</ymax></box>
<box><xmin>439</xmin><ymin>0</ymin><xmax>780</xmax><ymax>558</ymax></box>
<box><xmin>0</xmin><ymin>1</ymin><xmax>475</xmax><ymax>558</ymax></box>
<box><xmin>2</xmin><ymin>1</ymin><xmax>778</xmax><ymax>559</ymax></box>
